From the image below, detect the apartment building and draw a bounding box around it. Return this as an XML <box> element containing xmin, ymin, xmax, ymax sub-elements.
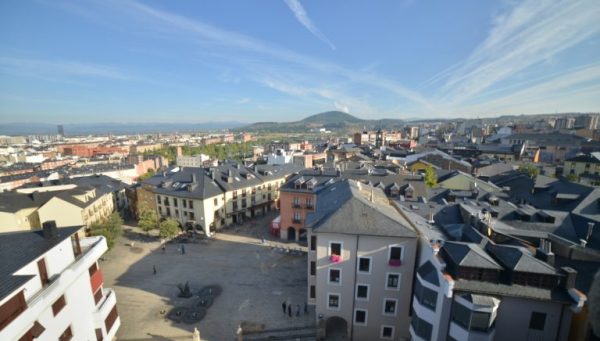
<box><xmin>176</xmin><ymin>154</ymin><xmax>211</xmax><ymax>167</ymax></box>
<box><xmin>564</xmin><ymin>152</ymin><xmax>600</xmax><ymax>185</ymax></box>
<box><xmin>304</xmin><ymin>180</ymin><xmax>418</xmax><ymax>340</ymax></box>
<box><xmin>0</xmin><ymin>223</ymin><xmax>120</xmax><ymax>341</ymax></box>
<box><xmin>0</xmin><ymin>179</ymin><xmax>120</xmax><ymax>233</ymax></box>
<box><xmin>142</xmin><ymin>162</ymin><xmax>299</xmax><ymax>235</ymax></box>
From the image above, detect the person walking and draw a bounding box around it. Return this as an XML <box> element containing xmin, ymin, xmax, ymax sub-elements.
<box><xmin>287</xmin><ymin>304</ymin><xmax>292</xmax><ymax>317</ymax></box>
<box><xmin>282</xmin><ymin>301</ymin><xmax>287</xmax><ymax>314</ymax></box>
<box><xmin>304</xmin><ymin>301</ymin><xmax>308</xmax><ymax>314</ymax></box>
<box><xmin>296</xmin><ymin>304</ymin><xmax>300</xmax><ymax>317</ymax></box>
<box><xmin>153</xmin><ymin>265</ymin><xmax>157</xmax><ymax>275</ymax></box>
<box><xmin>161</xmin><ymin>245</ymin><xmax>166</xmax><ymax>253</ymax></box>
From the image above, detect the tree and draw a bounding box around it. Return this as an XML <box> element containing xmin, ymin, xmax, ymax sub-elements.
<box><xmin>159</xmin><ymin>218</ymin><xmax>181</xmax><ymax>240</ymax></box>
<box><xmin>90</xmin><ymin>212</ymin><xmax>123</xmax><ymax>249</ymax></box>
<box><xmin>138</xmin><ymin>203</ymin><xmax>158</xmax><ymax>234</ymax></box>
<box><xmin>138</xmin><ymin>168</ymin><xmax>155</xmax><ymax>181</ymax></box>
<box><xmin>565</xmin><ymin>173</ymin><xmax>578</xmax><ymax>182</ymax></box>
<box><xmin>518</xmin><ymin>164</ymin><xmax>539</xmax><ymax>179</ymax></box>
<box><xmin>424</xmin><ymin>165</ymin><xmax>437</xmax><ymax>188</ymax></box>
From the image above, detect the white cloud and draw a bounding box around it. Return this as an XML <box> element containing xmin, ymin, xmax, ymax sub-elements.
<box><xmin>440</xmin><ymin>0</ymin><xmax>600</xmax><ymax>105</ymax></box>
<box><xmin>0</xmin><ymin>57</ymin><xmax>129</xmax><ymax>80</ymax></box>
<box><xmin>283</xmin><ymin>0</ymin><xmax>336</xmax><ymax>50</ymax></box>
<box><xmin>334</xmin><ymin>101</ymin><xmax>349</xmax><ymax>113</ymax></box>
<box><xmin>238</xmin><ymin>97</ymin><xmax>250</xmax><ymax>104</ymax></box>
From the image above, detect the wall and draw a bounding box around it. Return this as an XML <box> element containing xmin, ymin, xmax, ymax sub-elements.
<box><xmin>38</xmin><ymin>198</ymin><xmax>84</xmax><ymax>228</ymax></box>
<box><xmin>494</xmin><ymin>297</ymin><xmax>568</xmax><ymax>341</ymax></box>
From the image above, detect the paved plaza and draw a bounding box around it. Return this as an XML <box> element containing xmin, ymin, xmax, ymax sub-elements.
<box><xmin>101</xmin><ymin>213</ymin><xmax>313</xmax><ymax>341</ymax></box>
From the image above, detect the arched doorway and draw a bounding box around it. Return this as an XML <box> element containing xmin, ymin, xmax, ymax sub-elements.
<box><xmin>325</xmin><ymin>316</ymin><xmax>348</xmax><ymax>340</ymax></box>
<box><xmin>287</xmin><ymin>227</ymin><xmax>296</xmax><ymax>241</ymax></box>
<box><xmin>299</xmin><ymin>228</ymin><xmax>307</xmax><ymax>242</ymax></box>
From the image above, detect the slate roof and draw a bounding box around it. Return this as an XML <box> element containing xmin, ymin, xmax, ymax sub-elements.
<box><xmin>485</xmin><ymin>244</ymin><xmax>559</xmax><ymax>275</ymax></box>
<box><xmin>453</xmin><ymin>279</ymin><xmax>573</xmax><ymax>303</ymax></box>
<box><xmin>457</xmin><ymin>293</ymin><xmax>499</xmax><ymax>307</ymax></box>
<box><xmin>443</xmin><ymin>241</ymin><xmax>502</xmax><ymax>270</ymax></box>
<box><xmin>565</xmin><ymin>153</ymin><xmax>600</xmax><ymax>163</ymax></box>
<box><xmin>144</xmin><ymin>167</ymin><xmax>222</xmax><ymax>199</ymax></box>
<box><xmin>0</xmin><ymin>226</ymin><xmax>82</xmax><ymax>301</ymax></box>
<box><xmin>417</xmin><ymin>261</ymin><xmax>439</xmax><ymax>286</ymax></box>
<box><xmin>306</xmin><ymin>180</ymin><xmax>417</xmax><ymax>238</ymax></box>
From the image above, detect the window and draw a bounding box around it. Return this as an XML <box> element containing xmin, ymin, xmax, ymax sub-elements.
<box><xmin>52</xmin><ymin>295</ymin><xmax>66</xmax><ymax>316</ymax></box>
<box><xmin>214</xmin><ymin>198</ymin><xmax>218</xmax><ymax>205</ymax></box>
<box><xmin>330</xmin><ymin>242</ymin><xmax>342</xmax><ymax>256</ymax></box>
<box><xmin>310</xmin><ymin>285</ymin><xmax>315</xmax><ymax>299</ymax></box>
<box><xmin>189</xmin><ymin>200</ymin><xmax>193</xmax><ymax>209</ymax></box>
<box><xmin>389</xmin><ymin>246</ymin><xmax>402</xmax><ymax>265</ymax></box>
<box><xmin>358</xmin><ymin>257</ymin><xmax>371</xmax><ymax>273</ymax></box>
<box><xmin>37</xmin><ymin>258</ymin><xmax>49</xmax><ymax>286</ymax></box>
<box><xmin>356</xmin><ymin>284</ymin><xmax>369</xmax><ymax>300</ymax></box>
<box><xmin>58</xmin><ymin>326</ymin><xmax>73</xmax><ymax>341</ymax></box>
<box><xmin>95</xmin><ymin>329</ymin><xmax>103</xmax><ymax>341</ymax></box>
<box><xmin>411</xmin><ymin>309</ymin><xmax>432</xmax><ymax>341</ymax></box>
<box><xmin>414</xmin><ymin>280</ymin><xmax>437</xmax><ymax>311</ymax></box>
<box><xmin>189</xmin><ymin>212</ymin><xmax>195</xmax><ymax>220</ymax></box>
<box><xmin>175</xmin><ymin>209</ymin><xmax>179</xmax><ymax>216</ymax></box>
<box><xmin>104</xmin><ymin>305</ymin><xmax>119</xmax><ymax>332</ymax></box>
<box><xmin>451</xmin><ymin>301</ymin><xmax>494</xmax><ymax>332</ymax></box>
<box><xmin>310</xmin><ymin>236</ymin><xmax>316</xmax><ymax>251</ymax></box>
<box><xmin>354</xmin><ymin>309</ymin><xmax>367</xmax><ymax>325</ymax></box>
<box><xmin>157</xmin><ymin>196</ymin><xmax>161</xmax><ymax>204</ymax></box>
<box><xmin>94</xmin><ymin>288</ymin><xmax>103</xmax><ymax>304</ymax></box>
<box><xmin>293</xmin><ymin>211</ymin><xmax>301</xmax><ymax>222</ymax></box>
<box><xmin>166</xmin><ymin>208</ymin><xmax>171</xmax><ymax>216</ymax></box>
<box><xmin>310</xmin><ymin>261</ymin><xmax>316</xmax><ymax>276</ymax></box>
<box><xmin>233</xmin><ymin>191</ymin><xmax>238</xmax><ymax>199</ymax></box>
<box><xmin>293</xmin><ymin>197</ymin><xmax>300</xmax><ymax>207</ymax></box>
<box><xmin>381</xmin><ymin>325</ymin><xmax>394</xmax><ymax>340</ymax></box>
<box><xmin>329</xmin><ymin>269</ymin><xmax>341</xmax><ymax>284</ymax></box>
<box><xmin>529</xmin><ymin>312</ymin><xmax>546</xmax><ymax>331</ymax></box>
<box><xmin>451</xmin><ymin>301</ymin><xmax>471</xmax><ymax>330</ymax></box>
<box><xmin>383</xmin><ymin>299</ymin><xmax>397</xmax><ymax>316</ymax></box>
<box><xmin>327</xmin><ymin>294</ymin><xmax>340</xmax><ymax>310</ymax></box>
<box><xmin>183</xmin><ymin>200</ymin><xmax>187</xmax><ymax>208</ymax></box>
<box><xmin>306</xmin><ymin>198</ymin><xmax>313</xmax><ymax>209</ymax></box>
<box><xmin>386</xmin><ymin>273</ymin><xmax>400</xmax><ymax>289</ymax></box>
<box><xmin>471</xmin><ymin>311</ymin><xmax>492</xmax><ymax>332</ymax></box>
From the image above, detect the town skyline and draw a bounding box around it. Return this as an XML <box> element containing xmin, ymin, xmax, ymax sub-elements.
<box><xmin>1</xmin><ymin>0</ymin><xmax>599</xmax><ymax>123</ymax></box>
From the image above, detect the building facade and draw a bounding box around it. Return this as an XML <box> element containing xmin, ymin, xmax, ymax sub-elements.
<box><xmin>0</xmin><ymin>223</ymin><xmax>120</xmax><ymax>341</ymax></box>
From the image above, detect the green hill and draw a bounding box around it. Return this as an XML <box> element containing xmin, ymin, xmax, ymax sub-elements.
<box><xmin>237</xmin><ymin>111</ymin><xmax>404</xmax><ymax>133</ymax></box>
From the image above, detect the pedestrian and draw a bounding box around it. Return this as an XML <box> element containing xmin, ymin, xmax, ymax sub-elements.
<box><xmin>161</xmin><ymin>245</ymin><xmax>166</xmax><ymax>253</ymax></box>
<box><xmin>296</xmin><ymin>304</ymin><xmax>300</xmax><ymax>317</ymax></box>
<box><xmin>182</xmin><ymin>244</ymin><xmax>186</xmax><ymax>254</ymax></box>
<box><xmin>282</xmin><ymin>301</ymin><xmax>287</xmax><ymax>314</ymax></box>
<box><xmin>153</xmin><ymin>265</ymin><xmax>157</xmax><ymax>275</ymax></box>
<box><xmin>287</xmin><ymin>304</ymin><xmax>292</xmax><ymax>317</ymax></box>
<box><xmin>304</xmin><ymin>301</ymin><xmax>308</xmax><ymax>314</ymax></box>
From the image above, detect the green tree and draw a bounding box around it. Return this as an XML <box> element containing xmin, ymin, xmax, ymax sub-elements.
<box><xmin>89</xmin><ymin>212</ymin><xmax>123</xmax><ymax>249</ymax></box>
<box><xmin>565</xmin><ymin>173</ymin><xmax>578</xmax><ymax>182</ymax></box>
<box><xmin>138</xmin><ymin>203</ymin><xmax>158</xmax><ymax>234</ymax></box>
<box><xmin>424</xmin><ymin>165</ymin><xmax>437</xmax><ymax>188</ymax></box>
<box><xmin>138</xmin><ymin>168</ymin><xmax>155</xmax><ymax>181</ymax></box>
<box><xmin>518</xmin><ymin>164</ymin><xmax>540</xmax><ymax>179</ymax></box>
<box><xmin>159</xmin><ymin>218</ymin><xmax>181</xmax><ymax>240</ymax></box>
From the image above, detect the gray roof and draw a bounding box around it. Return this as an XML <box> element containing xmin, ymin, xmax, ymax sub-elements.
<box><xmin>457</xmin><ymin>293</ymin><xmax>499</xmax><ymax>307</ymax></box>
<box><xmin>0</xmin><ymin>226</ymin><xmax>82</xmax><ymax>301</ymax></box>
<box><xmin>417</xmin><ymin>261</ymin><xmax>439</xmax><ymax>286</ymax></box>
<box><xmin>144</xmin><ymin>167</ymin><xmax>224</xmax><ymax>199</ymax></box>
<box><xmin>443</xmin><ymin>241</ymin><xmax>502</xmax><ymax>270</ymax></box>
<box><xmin>453</xmin><ymin>279</ymin><xmax>574</xmax><ymax>303</ymax></box>
<box><xmin>306</xmin><ymin>180</ymin><xmax>417</xmax><ymax>238</ymax></box>
<box><xmin>485</xmin><ymin>244</ymin><xmax>559</xmax><ymax>275</ymax></box>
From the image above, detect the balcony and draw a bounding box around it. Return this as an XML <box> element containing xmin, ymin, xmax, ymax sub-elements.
<box><xmin>389</xmin><ymin>259</ymin><xmax>402</xmax><ymax>267</ymax></box>
<box><xmin>304</xmin><ymin>204</ymin><xmax>314</xmax><ymax>209</ymax></box>
<box><xmin>292</xmin><ymin>203</ymin><xmax>302</xmax><ymax>208</ymax></box>
<box><xmin>93</xmin><ymin>289</ymin><xmax>120</xmax><ymax>341</ymax></box>
<box><xmin>329</xmin><ymin>254</ymin><xmax>342</xmax><ymax>263</ymax></box>
<box><xmin>2</xmin><ymin>236</ymin><xmax>108</xmax><ymax>341</ymax></box>
<box><xmin>292</xmin><ymin>218</ymin><xmax>302</xmax><ymax>224</ymax></box>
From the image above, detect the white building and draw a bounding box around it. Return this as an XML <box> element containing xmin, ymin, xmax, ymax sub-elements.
<box><xmin>0</xmin><ymin>223</ymin><xmax>120</xmax><ymax>341</ymax></box>
<box><xmin>176</xmin><ymin>154</ymin><xmax>210</xmax><ymax>167</ymax></box>
<box><xmin>267</xmin><ymin>149</ymin><xmax>299</xmax><ymax>165</ymax></box>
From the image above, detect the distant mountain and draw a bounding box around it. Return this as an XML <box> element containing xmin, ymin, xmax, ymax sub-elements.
<box><xmin>238</xmin><ymin>111</ymin><xmax>404</xmax><ymax>132</ymax></box>
<box><xmin>0</xmin><ymin>121</ymin><xmax>246</xmax><ymax>136</ymax></box>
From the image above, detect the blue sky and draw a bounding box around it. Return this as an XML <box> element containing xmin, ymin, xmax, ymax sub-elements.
<box><xmin>0</xmin><ymin>0</ymin><xmax>599</xmax><ymax>123</ymax></box>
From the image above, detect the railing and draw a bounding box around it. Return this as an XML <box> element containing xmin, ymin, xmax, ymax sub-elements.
<box><xmin>292</xmin><ymin>219</ymin><xmax>302</xmax><ymax>224</ymax></box>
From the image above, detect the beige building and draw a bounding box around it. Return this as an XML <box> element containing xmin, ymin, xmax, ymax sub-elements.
<box><xmin>142</xmin><ymin>162</ymin><xmax>299</xmax><ymax>235</ymax></box>
<box><xmin>305</xmin><ymin>180</ymin><xmax>417</xmax><ymax>340</ymax></box>
<box><xmin>0</xmin><ymin>177</ymin><xmax>123</xmax><ymax>233</ymax></box>
<box><xmin>564</xmin><ymin>152</ymin><xmax>600</xmax><ymax>185</ymax></box>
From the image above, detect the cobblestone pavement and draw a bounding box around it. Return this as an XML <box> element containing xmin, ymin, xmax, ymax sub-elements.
<box><xmin>101</xmin><ymin>212</ymin><xmax>313</xmax><ymax>341</ymax></box>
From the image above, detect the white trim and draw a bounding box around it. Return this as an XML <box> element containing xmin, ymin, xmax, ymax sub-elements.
<box><xmin>382</xmin><ymin>298</ymin><xmax>398</xmax><ymax>316</ymax></box>
<box><xmin>380</xmin><ymin>325</ymin><xmax>395</xmax><ymax>340</ymax></box>
<box><xmin>388</xmin><ymin>244</ymin><xmax>404</xmax><ymax>262</ymax></box>
<box><xmin>385</xmin><ymin>272</ymin><xmax>401</xmax><ymax>291</ymax></box>
<box><xmin>329</xmin><ymin>241</ymin><xmax>343</xmax><ymax>257</ymax></box>
<box><xmin>354</xmin><ymin>308</ymin><xmax>368</xmax><ymax>326</ymax></box>
<box><xmin>327</xmin><ymin>292</ymin><xmax>341</xmax><ymax>311</ymax></box>
<box><xmin>328</xmin><ymin>268</ymin><xmax>342</xmax><ymax>286</ymax></box>
<box><xmin>356</xmin><ymin>283</ymin><xmax>370</xmax><ymax>301</ymax></box>
<box><xmin>357</xmin><ymin>256</ymin><xmax>372</xmax><ymax>274</ymax></box>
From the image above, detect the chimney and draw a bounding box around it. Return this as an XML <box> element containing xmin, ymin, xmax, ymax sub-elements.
<box><xmin>192</xmin><ymin>173</ymin><xmax>197</xmax><ymax>183</ymax></box>
<box><xmin>42</xmin><ymin>221</ymin><xmax>58</xmax><ymax>239</ymax></box>
<box><xmin>561</xmin><ymin>267</ymin><xmax>577</xmax><ymax>289</ymax></box>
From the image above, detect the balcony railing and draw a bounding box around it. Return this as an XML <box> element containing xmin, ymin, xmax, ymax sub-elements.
<box><xmin>330</xmin><ymin>254</ymin><xmax>342</xmax><ymax>263</ymax></box>
<box><xmin>292</xmin><ymin>218</ymin><xmax>302</xmax><ymax>224</ymax></box>
<box><xmin>389</xmin><ymin>259</ymin><xmax>402</xmax><ymax>267</ymax></box>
